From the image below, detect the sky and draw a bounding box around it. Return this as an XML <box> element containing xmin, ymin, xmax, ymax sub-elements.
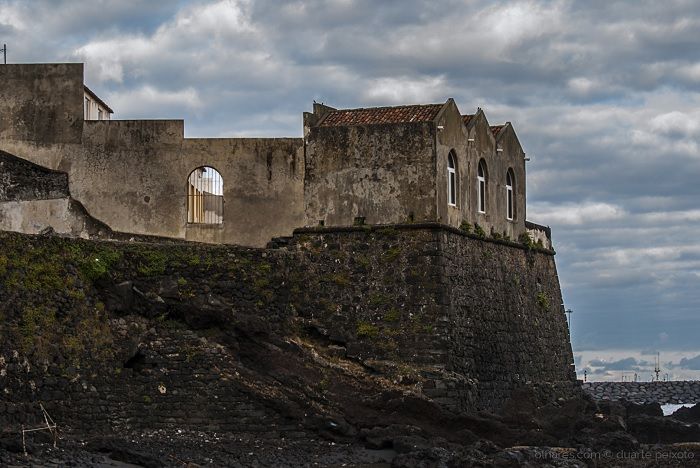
<box><xmin>1</xmin><ymin>0</ymin><xmax>699</xmax><ymax>380</ymax></box>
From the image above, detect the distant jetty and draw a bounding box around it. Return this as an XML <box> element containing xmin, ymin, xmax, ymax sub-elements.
<box><xmin>583</xmin><ymin>381</ymin><xmax>700</xmax><ymax>404</ymax></box>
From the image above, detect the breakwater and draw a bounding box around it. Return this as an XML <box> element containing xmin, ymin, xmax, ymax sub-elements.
<box><xmin>582</xmin><ymin>381</ymin><xmax>700</xmax><ymax>404</ymax></box>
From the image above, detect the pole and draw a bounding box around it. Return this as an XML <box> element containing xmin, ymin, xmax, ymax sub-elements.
<box><xmin>2</xmin><ymin>44</ymin><xmax>6</xmax><ymax>64</ymax></box>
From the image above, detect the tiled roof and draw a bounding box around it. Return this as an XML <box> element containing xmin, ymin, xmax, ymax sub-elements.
<box><xmin>318</xmin><ymin>104</ymin><xmax>444</xmax><ymax>127</ymax></box>
<box><xmin>462</xmin><ymin>114</ymin><xmax>475</xmax><ymax>126</ymax></box>
<box><xmin>490</xmin><ymin>125</ymin><xmax>505</xmax><ymax>137</ymax></box>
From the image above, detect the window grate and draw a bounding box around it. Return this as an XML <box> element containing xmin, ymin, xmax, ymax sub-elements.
<box><xmin>187</xmin><ymin>166</ymin><xmax>223</xmax><ymax>224</ymax></box>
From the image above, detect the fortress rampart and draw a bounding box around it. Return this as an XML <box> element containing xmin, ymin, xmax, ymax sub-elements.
<box><xmin>0</xmin><ymin>225</ymin><xmax>575</xmax><ymax>431</ymax></box>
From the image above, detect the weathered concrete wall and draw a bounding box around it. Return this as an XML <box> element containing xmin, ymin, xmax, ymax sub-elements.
<box><xmin>285</xmin><ymin>223</ymin><xmax>576</xmax><ymax>411</ymax></box>
<box><xmin>0</xmin><ymin>199</ymin><xmax>93</xmax><ymax>237</ymax></box>
<box><xmin>0</xmin><ymin>124</ymin><xmax>304</xmax><ymax>247</ymax></box>
<box><xmin>583</xmin><ymin>381</ymin><xmax>700</xmax><ymax>405</ymax></box>
<box><xmin>0</xmin><ymin>63</ymin><xmax>539</xmax><ymax>248</ymax></box>
<box><xmin>0</xmin><ymin>65</ymin><xmax>305</xmax><ymax>247</ymax></box>
<box><xmin>0</xmin><ymin>64</ymin><xmax>83</xmax><ymax>145</ymax></box>
<box><xmin>435</xmin><ymin>100</ymin><xmax>469</xmax><ymax>228</ymax></box>
<box><xmin>304</xmin><ymin>123</ymin><xmax>438</xmax><ymax>226</ymax></box>
<box><xmin>304</xmin><ymin>101</ymin><xmax>529</xmax><ymax>243</ymax></box>
<box><xmin>460</xmin><ymin>111</ymin><xmax>527</xmax><ymax>241</ymax></box>
<box><xmin>0</xmin><ymin>149</ymin><xmax>110</xmax><ymax>238</ymax></box>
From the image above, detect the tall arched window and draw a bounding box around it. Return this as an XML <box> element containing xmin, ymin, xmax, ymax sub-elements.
<box><xmin>477</xmin><ymin>160</ymin><xmax>487</xmax><ymax>213</ymax></box>
<box><xmin>187</xmin><ymin>166</ymin><xmax>223</xmax><ymax>224</ymax></box>
<box><xmin>506</xmin><ymin>169</ymin><xmax>514</xmax><ymax>220</ymax></box>
<box><xmin>447</xmin><ymin>151</ymin><xmax>457</xmax><ymax>206</ymax></box>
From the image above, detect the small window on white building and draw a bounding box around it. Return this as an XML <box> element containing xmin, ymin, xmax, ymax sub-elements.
<box><xmin>477</xmin><ymin>160</ymin><xmax>487</xmax><ymax>213</ymax></box>
<box><xmin>98</xmin><ymin>108</ymin><xmax>103</xmax><ymax>120</ymax></box>
<box><xmin>447</xmin><ymin>150</ymin><xmax>457</xmax><ymax>206</ymax></box>
<box><xmin>187</xmin><ymin>166</ymin><xmax>224</xmax><ymax>224</ymax></box>
<box><xmin>506</xmin><ymin>169</ymin><xmax>514</xmax><ymax>220</ymax></box>
<box><xmin>84</xmin><ymin>97</ymin><xmax>91</xmax><ymax>120</ymax></box>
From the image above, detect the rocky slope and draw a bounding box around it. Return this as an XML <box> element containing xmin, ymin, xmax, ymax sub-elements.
<box><xmin>1</xmin><ymin>231</ymin><xmax>699</xmax><ymax>467</ymax></box>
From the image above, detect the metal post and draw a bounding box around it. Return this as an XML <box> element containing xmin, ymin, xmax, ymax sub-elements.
<box><xmin>2</xmin><ymin>44</ymin><xmax>6</xmax><ymax>64</ymax></box>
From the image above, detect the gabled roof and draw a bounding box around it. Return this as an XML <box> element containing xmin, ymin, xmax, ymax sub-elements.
<box><xmin>490</xmin><ymin>125</ymin><xmax>505</xmax><ymax>137</ymax></box>
<box><xmin>462</xmin><ymin>114</ymin><xmax>475</xmax><ymax>126</ymax></box>
<box><xmin>318</xmin><ymin>103</ymin><xmax>444</xmax><ymax>127</ymax></box>
<box><xmin>83</xmin><ymin>85</ymin><xmax>114</xmax><ymax>114</ymax></box>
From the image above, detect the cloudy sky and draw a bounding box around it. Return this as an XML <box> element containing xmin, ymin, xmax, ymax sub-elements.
<box><xmin>2</xmin><ymin>0</ymin><xmax>699</xmax><ymax>380</ymax></box>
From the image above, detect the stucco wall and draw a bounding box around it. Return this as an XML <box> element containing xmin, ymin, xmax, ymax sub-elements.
<box><xmin>461</xmin><ymin>112</ymin><xmax>527</xmax><ymax>240</ymax></box>
<box><xmin>304</xmin><ymin>122</ymin><xmax>437</xmax><ymax>226</ymax></box>
<box><xmin>0</xmin><ymin>63</ymin><xmax>83</xmax><ymax>145</ymax></box>
<box><xmin>0</xmin><ymin>63</ymin><xmax>534</xmax><ymax>248</ymax></box>
<box><xmin>435</xmin><ymin>100</ymin><xmax>469</xmax><ymax>228</ymax></box>
<box><xmin>0</xmin><ymin>62</ymin><xmax>305</xmax><ymax>247</ymax></box>
<box><xmin>2</xmin><ymin>126</ymin><xmax>304</xmax><ymax>247</ymax></box>
<box><xmin>0</xmin><ymin>199</ymin><xmax>88</xmax><ymax>237</ymax></box>
<box><xmin>304</xmin><ymin>101</ymin><xmax>529</xmax><ymax>240</ymax></box>
<box><xmin>0</xmin><ymin>149</ymin><xmax>107</xmax><ymax>238</ymax></box>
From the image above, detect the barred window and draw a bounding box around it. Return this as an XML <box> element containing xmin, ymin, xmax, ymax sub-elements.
<box><xmin>187</xmin><ymin>166</ymin><xmax>223</xmax><ymax>224</ymax></box>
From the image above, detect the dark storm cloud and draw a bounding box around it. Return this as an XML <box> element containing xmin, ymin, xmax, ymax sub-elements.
<box><xmin>2</xmin><ymin>0</ymin><xmax>699</xmax><ymax>350</ymax></box>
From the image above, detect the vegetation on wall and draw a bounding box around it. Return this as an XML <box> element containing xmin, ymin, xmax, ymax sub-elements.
<box><xmin>0</xmin><ymin>234</ymin><xmax>118</xmax><ymax>366</ymax></box>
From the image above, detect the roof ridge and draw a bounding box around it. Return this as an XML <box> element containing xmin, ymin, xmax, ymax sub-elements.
<box><xmin>329</xmin><ymin>102</ymin><xmax>443</xmax><ymax>112</ymax></box>
<box><xmin>318</xmin><ymin>102</ymin><xmax>445</xmax><ymax>127</ymax></box>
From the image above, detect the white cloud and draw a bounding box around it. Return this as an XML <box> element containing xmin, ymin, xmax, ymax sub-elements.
<box><xmin>576</xmin><ymin>349</ymin><xmax>700</xmax><ymax>381</ymax></box>
<box><xmin>108</xmin><ymin>86</ymin><xmax>203</xmax><ymax>118</ymax></box>
<box><xmin>362</xmin><ymin>76</ymin><xmax>448</xmax><ymax>105</ymax></box>
<box><xmin>649</xmin><ymin>110</ymin><xmax>700</xmax><ymax>137</ymax></box>
<box><xmin>0</xmin><ymin>4</ymin><xmax>27</xmax><ymax>31</ymax></box>
<box><xmin>529</xmin><ymin>201</ymin><xmax>626</xmax><ymax>226</ymax></box>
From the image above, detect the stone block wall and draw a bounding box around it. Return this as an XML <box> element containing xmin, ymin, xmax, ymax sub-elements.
<box><xmin>0</xmin><ymin>223</ymin><xmax>576</xmax><ymax>433</ymax></box>
<box><xmin>440</xmin><ymin>228</ymin><xmax>575</xmax><ymax>408</ymax></box>
<box><xmin>286</xmin><ymin>225</ymin><xmax>446</xmax><ymax>366</ymax></box>
<box><xmin>0</xmin><ymin>232</ymin><xmax>297</xmax><ymax>434</ymax></box>
<box><xmin>286</xmin><ymin>223</ymin><xmax>577</xmax><ymax>411</ymax></box>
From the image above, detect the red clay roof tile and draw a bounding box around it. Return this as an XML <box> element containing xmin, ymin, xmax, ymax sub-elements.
<box><xmin>319</xmin><ymin>103</ymin><xmax>443</xmax><ymax>127</ymax></box>
<box><xmin>462</xmin><ymin>114</ymin><xmax>475</xmax><ymax>126</ymax></box>
<box><xmin>490</xmin><ymin>125</ymin><xmax>505</xmax><ymax>136</ymax></box>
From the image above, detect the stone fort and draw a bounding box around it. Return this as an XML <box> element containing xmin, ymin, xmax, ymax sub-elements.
<box><xmin>0</xmin><ymin>63</ymin><xmax>576</xmax><ymax>421</ymax></box>
<box><xmin>0</xmin><ymin>63</ymin><xmax>550</xmax><ymax>248</ymax></box>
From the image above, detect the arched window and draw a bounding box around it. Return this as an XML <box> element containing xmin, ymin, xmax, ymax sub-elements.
<box><xmin>187</xmin><ymin>166</ymin><xmax>223</xmax><ymax>224</ymax></box>
<box><xmin>447</xmin><ymin>151</ymin><xmax>457</xmax><ymax>206</ymax></box>
<box><xmin>477</xmin><ymin>160</ymin><xmax>487</xmax><ymax>213</ymax></box>
<box><xmin>506</xmin><ymin>169</ymin><xmax>514</xmax><ymax>220</ymax></box>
